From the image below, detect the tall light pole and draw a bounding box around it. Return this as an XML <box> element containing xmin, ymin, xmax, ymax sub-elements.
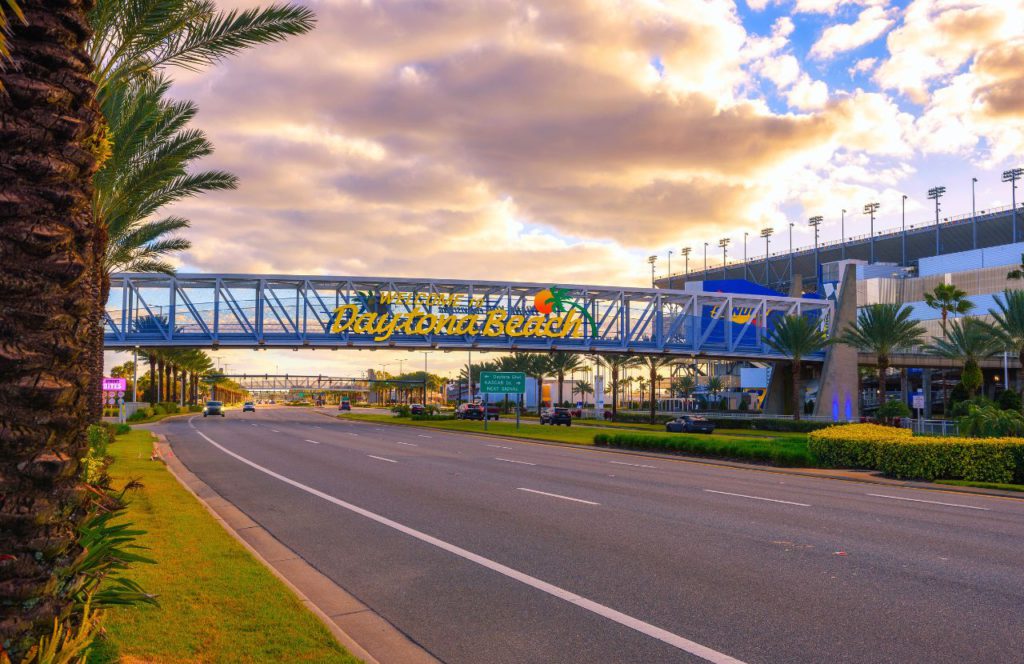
<box><xmin>864</xmin><ymin>202</ymin><xmax>879</xmax><ymax>264</ymax></box>
<box><xmin>761</xmin><ymin>227</ymin><xmax>773</xmax><ymax>285</ymax></box>
<box><xmin>1004</xmin><ymin>168</ymin><xmax>1023</xmax><ymax>243</ymax></box>
<box><xmin>901</xmin><ymin>194</ymin><xmax>908</xmax><ymax>266</ymax></box>
<box><xmin>743</xmin><ymin>231</ymin><xmax>749</xmax><ymax>281</ymax></box>
<box><xmin>789</xmin><ymin>221</ymin><xmax>794</xmax><ymax>286</ymax></box>
<box><xmin>132</xmin><ymin>345</ymin><xmax>139</xmax><ymax>402</ymax></box>
<box><xmin>680</xmin><ymin>246</ymin><xmax>691</xmax><ymax>277</ymax></box>
<box><xmin>667</xmin><ymin>250</ymin><xmax>673</xmax><ymax>286</ymax></box>
<box><xmin>718</xmin><ymin>238</ymin><xmax>730</xmax><ymax>279</ymax></box>
<box><xmin>928</xmin><ymin>186</ymin><xmax>946</xmax><ymax>255</ymax></box>
<box><xmin>808</xmin><ymin>216</ymin><xmax>822</xmax><ymax>286</ymax></box>
<box><xmin>647</xmin><ymin>254</ymin><xmax>657</xmax><ymax>287</ymax></box>
<box><xmin>841</xmin><ymin>209</ymin><xmax>846</xmax><ymax>260</ymax></box>
<box><xmin>703</xmin><ymin>242</ymin><xmax>708</xmax><ymax>274</ymax></box>
<box><xmin>971</xmin><ymin>176</ymin><xmax>978</xmax><ymax>249</ymax></box>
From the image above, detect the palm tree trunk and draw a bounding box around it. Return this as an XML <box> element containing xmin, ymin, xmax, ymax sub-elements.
<box><xmin>611</xmin><ymin>366</ymin><xmax>619</xmax><ymax>417</ymax></box>
<box><xmin>649</xmin><ymin>366</ymin><xmax>657</xmax><ymax>424</ymax></box>
<box><xmin>147</xmin><ymin>354</ymin><xmax>156</xmax><ymax>403</ymax></box>
<box><xmin>791</xmin><ymin>360</ymin><xmax>802</xmax><ymax>421</ymax></box>
<box><xmin>878</xmin><ymin>357</ymin><xmax>889</xmax><ymax>406</ymax></box>
<box><xmin>557</xmin><ymin>371</ymin><xmax>564</xmax><ymax>407</ymax></box>
<box><xmin>0</xmin><ymin>0</ymin><xmax>103</xmax><ymax>652</ymax></box>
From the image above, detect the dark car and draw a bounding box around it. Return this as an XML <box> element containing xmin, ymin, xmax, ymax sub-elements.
<box><xmin>203</xmin><ymin>401</ymin><xmax>224</xmax><ymax>417</ymax></box>
<box><xmin>338</xmin><ymin>401</ymin><xmax>351</xmax><ymax>411</ymax></box>
<box><xmin>540</xmin><ymin>407</ymin><xmax>572</xmax><ymax>426</ymax></box>
<box><xmin>242</xmin><ymin>401</ymin><xmax>255</xmax><ymax>412</ymax></box>
<box><xmin>665</xmin><ymin>415</ymin><xmax>715</xmax><ymax>433</ymax></box>
<box><xmin>456</xmin><ymin>403</ymin><xmax>499</xmax><ymax>420</ymax></box>
<box><xmin>409</xmin><ymin>403</ymin><xmax>426</xmax><ymax>415</ymax></box>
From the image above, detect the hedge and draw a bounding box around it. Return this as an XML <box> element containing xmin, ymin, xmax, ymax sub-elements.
<box><xmin>593</xmin><ymin>432</ymin><xmax>815</xmax><ymax>467</ymax></box>
<box><xmin>704</xmin><ymin>417</ymin><xmax>832</xmax><ymax>433</ymax></box>
<box><xmin>808</xmin><ymin>423</ymin><xmax>1024</xmax><ymax>483</ymax></box>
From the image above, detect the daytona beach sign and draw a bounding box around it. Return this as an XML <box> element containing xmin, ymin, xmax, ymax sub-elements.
<box><xmin>329</xmin><ymin>286</ymin><xmax>599</xmax><ymax>342</ymax></box>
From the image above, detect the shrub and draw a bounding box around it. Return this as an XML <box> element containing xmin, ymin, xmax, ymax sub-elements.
<box><xmin>593</xmin><ymin>432</ymin><xmax>814</xmax><ymax>466</ymax></box>
<box><xmin>391</xmin><ymin>404</ymin><xmax>411</xmax><ymax>417</ymax></box>
<box><xmin>115</xmin><ymin>423</ymin><xmax>132</xmax><ymax>435</ymax></box>
<box><xmin>948</xmin><ymin>381</ymin><xmax>969</xmax><ymax>414</ymax></box>
<box><xmin>411</xmin><ymin>413</ymin><xmax>456</xmax><ymax>421</ymax></box>
<box><xmin>705</xmin><ymin>417</ymin><xmax>831</xmax><ymax>433</ymax></box>
<box><xmin>998</xmin><ymin>388</ymin><xmax>1022</xmax><ymax>412</ymax></box>
<box><xmin>958</xmin><ymin>404</ymin><xmax>1024</xmax><ymax>438</ymax></box>
<box><xmin>86</xmin><ymin>424</ymin><xmax>111</xmax><ymax>458</ymax></box>
<box><xmin>949</xmin><ymin>395</ymin><xmax>995</xmax><ymax>420</ymax></box>
<box><xmin>876</xmin><ymin>399</ymin><xmax>911</xmax><ymax>423</ymax></box>
<box><xmin>808</xmin><ymin>423</ymin><xmax>1024</xmax><ymax>483</ymax></box>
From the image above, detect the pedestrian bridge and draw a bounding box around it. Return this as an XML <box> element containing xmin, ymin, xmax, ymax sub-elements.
<box><xmin>103</xmin><ymin>273</ymin><xmax>832</xmax><ymax>361</ymax></box>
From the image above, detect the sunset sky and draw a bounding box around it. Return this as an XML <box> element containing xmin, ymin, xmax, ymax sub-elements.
<box><xmin>106</xmin><ymin>0</ymin><xmax>1024</xmax><ymax>378</ymax></box>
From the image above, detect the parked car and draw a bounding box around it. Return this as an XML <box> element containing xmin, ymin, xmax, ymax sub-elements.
<box><xmin>409</xmin><ymin>403</ymin><xmax>426</xmax><ymax>415</ymax></box>
<box><xmin>455</xmin><ymin>403</ymin><xmax>499</xmax><ymax>420</ymax></box>
<box><xmin>338</xmin><ymin>401</ymin><xmax>351</xmax><ymax>411</ymax></box>
<box><xmin>242</xmin><ymin>401</ymin><xmax>256</xmax><ymax>412</ymax></box>
<box><xmin>203</xmin><ymin>401</ymin><xmax>225</xmax><ymax>417</ymax></box>
<box><xmin>540</xmin><ymin>407</ymin><xmax>572</xmax><ymax>426</ymax></box>
<box><xmin>665</xmin><ymin>415</ymin><xmax>715</xmax><ymax>433</ymax></box>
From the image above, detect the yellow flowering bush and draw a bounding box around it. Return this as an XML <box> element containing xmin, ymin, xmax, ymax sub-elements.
<box><xmin>808</xmin><ymin>423</ymin><xmax>1024</xmax><ymax>483</ymax></box>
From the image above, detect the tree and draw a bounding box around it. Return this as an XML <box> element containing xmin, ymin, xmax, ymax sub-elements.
<box><xmin>547</xmin><ymin>352</ymin><xmax>582</xmax><ymax>407</ymax></box>
<box><xmin>923</xmin><ymin>283</ymin><xmax>974</xmax><ymax>336</ymax></box>
<box><xmin>765</xmin><ymin>315</ymin><xmax>828</xmax><ymax>421</ymax></box>
<box><xmin>834</xmin><ymin>303</ymin><xmax>926</xmax><ymax>405</ymax></box>
<box><xmin>637</xmin><ymin>356</ymin><xmax>676</xmax><ymax>423</ymax></box>
<box><xmin>597</xmin><ymin>354</ymin><xmax>640</xmax><ymax>418</ymax></box>
<box><xmin>925</xmin><ymin>318</ymin><xmax>1000</xmax><ymax>397</ymax></box>
<box><xmin>0</xmin><ymin>0</ymin><xmax>105</xmax><ymax>652</ymax></box>
<box><xmin>574</xmin><ymin>380</ymin><xmax>593</xmax><ymax>405</ymax></box>
<box><xmin>1006</xmin><ymin>254</ymin><xmax>1024</xmax><ymax>280</ymax></box>
<box><xmin>988</xmin><ymin>289</ymin><xmax>1024</xmax><ymax>396</ymax></box>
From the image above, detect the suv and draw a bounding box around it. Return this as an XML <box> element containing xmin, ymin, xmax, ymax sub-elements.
<box><xmin>203</xmin><ymin>401</ymin><xmax>224</xmax><ymax>417</ymax></box>
<box><xmin>665</xmin><ymin>415</ymin><xmax>715</xmax><ymax>434</ymax></box>
<box><xmin>540</xmin><ymin>407</ymin><xmax>572</xmax><ymax>426</ymax></box>
<box><xmin>456</xmin><ymin>403</ymin><xmax>499</xmax><ymax>421</ymax></box>
<box><xmin>242</xmin><ymin>402</ymin><xmax>256</xmax><ymax>412</ymax></box>
<box><xmin>409</xmin><ymin>403</ymin><xmax>426</xmax><ymax>415</ymax></box>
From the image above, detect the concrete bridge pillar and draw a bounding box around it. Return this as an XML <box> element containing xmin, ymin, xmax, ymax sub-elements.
<box><xmin>813</xmin><ymin>264</ymin><xmax>859</xmax><ymax>421</ymax></box>
<box><xmin>923</xmin><ymin>370</ymin><xmax>933</xmax><ymax>417</ymax></box>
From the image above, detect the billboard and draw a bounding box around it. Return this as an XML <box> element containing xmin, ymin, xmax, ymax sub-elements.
<box><xmin>102</xmin><ymin>377</ymin><xmax>127</xmax><ymax>392</ymax></box>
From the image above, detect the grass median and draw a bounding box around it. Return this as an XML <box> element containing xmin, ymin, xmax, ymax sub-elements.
<box><xmin>338</xmin><ymin>413</ymin><xmax>813</xmax><ymax>465</ymax></box>
<box><xmin>89</xmin><ymin>429</ymin><xmax>359</xmax><ymax>663</ymax></box>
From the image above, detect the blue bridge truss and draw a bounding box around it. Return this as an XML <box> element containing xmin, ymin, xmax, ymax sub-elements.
<box><xmin>104</xmin><ymin>273</ymin><xmax>832</xmax><ymax>361</ymax></box>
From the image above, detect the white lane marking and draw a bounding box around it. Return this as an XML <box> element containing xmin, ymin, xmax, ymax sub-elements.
<box><xmin>251</xmin><ymin>424</ymin><xmax>258</xmax><ymax>427</ymax></box>
<box><xmin>866</xmin><ymin>493</ymin><xmax>990</xmax><ymax>511</ymax></box>
<box><xmin>704</xmin><ymin>489</ymin><xmax>810</xmax><ymax>507</ymax></box>
<box><xmin>194</xmin><ymin>429</ymin><xmax>744</xmax><ymax>663</ymax></box>
<box><xmin>610</xmin><ymin>461</ymin><xmax>656</xmax><ymax>469</ymax></box>
<box><xmin>487</xmin><ymin>444</ymin><xmax>512</xmax><ymax>449</ymax></box>
<box><xmin>495</xmin><ymin>457</ymin><xmax>537</xmax><ymax>466</ymax></box>
<box><xmin>345</xmin><ymin>432</ymin><xmax>360</xmax><ymax>437</ymax></box>
<box><xmin>271</xmin><ymin>429</ymin><xmax>281</xmax><ymax>433</ymax></box>
<box><xmin>367</xmin><ymin>455</ymin><xmax>397</xmax><ymax>463</ymax></box>
<box><xmin>517</xmin><ymin>488</ymin><xmax>600</xmax><ymax>506</ymax></box>
<box><xmin>418</xmin><ymin>434</ymin><xmax>432</xmax><ymax>438</ymax></box>
<box><xmin>396</xmin><ymin>441</ymin><xmax>418</xmax><ymax>447</ymax></box>
<box><xmin>304</xmin><ymin>439</ymin><xmax>322</xmax><ymax>445</ymax></box>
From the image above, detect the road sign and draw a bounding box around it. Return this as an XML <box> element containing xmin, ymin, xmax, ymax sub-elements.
<box><xmin>102</xmin><ymin>377</ymin><xmax>127</xmax><ymax>391</ymax></box>
<box><xmin>479</xmin><ymin>371</ymin><xmax>526</xmax><ymax>394</ymax></box>
<box><xmin>912</xmin><ymin>394</ymin><xmax>924</xmax><ymax>410</ymax></box>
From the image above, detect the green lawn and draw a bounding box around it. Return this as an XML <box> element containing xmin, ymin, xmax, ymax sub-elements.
<box><xmin>935</xmin><ymin>479</ymin><xmax>1024</xmax><ymax>493</ymax></box>
<box><xmin>90</xmin><ymin>430</ymin><xmax>359</xmax><ymax>663</ymax></box>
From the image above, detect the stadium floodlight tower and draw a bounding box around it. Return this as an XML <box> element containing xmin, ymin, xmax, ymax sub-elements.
<box><xmin>1004</xmin><ymin>168</ymin><xmax>1023</xmax><ymax>243</ymax></box>
<box><xmin>761</xmin><ymin>227</ymin><xmax>773</xmax><ymax>284</ymax></box>
<box><xmin>743</xmin><ymin>231</ymin><xmax>749</xmax><ymax>280</ymax></box>
<box><xmin>718</xmin><ymin>237</ymin><xmax>730</xmax><ymax>278</ymax></box>
<box><xmin>808</xmin><ymin>216</ymin><xmax>823</xmax><ymax>287</ymax></box>
<box><xmin>863</xmin><ymin>202</ymin><xmax>880</xmax><ymax>263</ymax></box>
<box><xmin>841</xmin><ymin>209</ymin><xmax>847</xmax><ymax>260</ymax></box>
<box><xmin>647</xmin><ymin>254</ymin><xmax>657</xmax><ymax>288</ymax></box>
<box><xmin>703</xmin><ymin>241</ymin><xmax>709</xmax><ymax>273</ymax></box>
<box><xmin>680</xmin><ymin>246</ymin><xmax>691</xmax><ymax>276</ymax></box>
<box><xmin>928</xmin><ymin>186</ymin><xmax>946</xmax><ymax>254</ymax></box>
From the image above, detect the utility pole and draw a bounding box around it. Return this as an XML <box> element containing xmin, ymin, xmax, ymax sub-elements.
<box><xmin>808</xmin><ymin>216</ymin><xmax>822</xmax><ymax>288</ymax></box>
<box><xmin>864</xmin><ymin>202</ymin><xmax>879</xmax><ymax>264</ymax></box>
<box><xmin>1004</xmin><ymin>168</ymin><xmax>1023</xmax><ymax>244</ymax></box>
<box><xmin>718</xmin><ymin>238</ymin><xmax>730</xmax><ymax>279</ymax></box>
<box><xmin>928</xmin><ymin>186</ymin><xmax>946</xmax><ymax>255</ymax></box>
<box><xmin>761</xmin><ymin>227</ymin><xmax>773</xmax><ymax>285</ymax></box>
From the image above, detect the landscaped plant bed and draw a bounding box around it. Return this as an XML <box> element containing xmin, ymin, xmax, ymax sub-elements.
<box><xmin>808</xmin><ymin>423</ymin><xmax>1024</xmax><ymax>483</ymax></box>
<box><xmin>593</xmin><ymin>432</ymin><xmax>815</xmax><ymax>467</ymax></box>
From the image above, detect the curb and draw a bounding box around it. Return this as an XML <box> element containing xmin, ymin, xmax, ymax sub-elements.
<box><xmin>328</xmin><ymin>413</ymin><xmax>1024</xmax><ymax>501</ymax></box>
<box><xmin>152</xmin><ymin>432</ymin><xmax>440</xmax><ymax>664</ymax></box>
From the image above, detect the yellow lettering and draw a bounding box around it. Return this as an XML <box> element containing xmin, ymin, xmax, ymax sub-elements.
<box><xmin>415</xmin><ymin>314</ymin><xmax>436</xmax><ymax>335</ymax></box>
<box><xmin>482</xmin><ymin>310</ymin><xmax>506</xmax><ymax>336</ymax></box>
<box><xmin>330</xmin><ymin>305</ymin><xmax>360</xmax><ymax>333</ymax></box>
<box><xmin>353</xmin><ymin>313</ymin><xmax>377</xmax><ymax>335</ymax></box>
<box><xmin>455</xmin><ymin>315</ymin><xmax>479</xmax><ymax>335</ymax></box>
<box><xmin>506</xmin><ymin>315</ymin><xmax>526</xmax><ymax>337</ymax></box>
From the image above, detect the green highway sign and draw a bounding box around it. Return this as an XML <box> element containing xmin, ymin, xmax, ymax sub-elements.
<box><xmin>479</xmin><ymin>371</ymin><xmax>526</xmax><ymax>394</ymax></box>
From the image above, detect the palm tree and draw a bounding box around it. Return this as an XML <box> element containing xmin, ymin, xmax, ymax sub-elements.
<box><xmin>637</xmin><ymin>377</ymin><xmax>648</xmax><ymax>408</ymax></box>
<box><xmin>926</xmin><ymin>318</ymin><xmax>1000</xmax><ymax>397</ymax></box>
<box><xmin>597</xmin><ymin>354</ymin><xmax>640</xmax><ymax>418</ymax></box>
<box><xmin>989</xmin><ymin>289</ymin><xmax>1024</xmax><ymax>396</ymax></box>
<box><xmin>1006</xmin><ymin>254</ymin><xmax>1024</xmax><ymax>280</ymax></box>
<box><xmin>0</xmin><ymin>1</ymin><xmax>23</xmax><ymax>82</ymax></box>
<box><xmin>834</xmin><ymin>303</ymin><xmax>926</xmax><ymax>405</ymax></box>
<box><xmin>547</xmin><ymin>352</ymin><xmax>582</xmax><ymax>406</ymax></box>
<box><xmin>923</xmin><ymin>283</ymin><xmax>974</xmax><ymax>336</ymax></box>
<box><xmin>0</xmin><ymin>0</ymin><xmax>104</xmax><ymax>653</ymax></box>
<box><xmin>574</xmin><ymin>380</ymin><xmax>594</xmax><ymax>406</ymax></box>
<box><xmin>673</xmin><ymin>374</ymin><xmax>696</xmax><ymax>408</ymax></box>
<box><xmin>765</xmin><ymin>315</ymin><xmax>828</xmax><ymax>420</ymax></box>
<box><xmin>637</xmin><ymin>356</ymin><xmax>676</xmax><ymax>423</ymax></box>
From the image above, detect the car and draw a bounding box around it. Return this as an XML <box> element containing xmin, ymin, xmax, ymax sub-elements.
<box><xmin>540</xmin><ymin>407</ymin><xmax>572</xmax><ymax>426</ymax></box>
<box><xmin>455</xmin><ymin>403</ymin><xmax>500</xmax><ymax>420</ymax></box>
<box><xmin>203</xmin><ymin>401</ymin><xmax>225</xmax><ymax>417</ymax></box>
<box><xmin>242</xmin><ymin>402</ymin><xmax>256</xmax><ymax>412</ymax></box>
<box><xmin>338</xmin><ymin>401</ymin><xmax>351</xmax><ymax>411</ymax></box>
<box><xmin>409</xmin><ymin>403</ymin><xmax>426</xmax><ymax>415</ymax></box>
<box><xmin>665</xmin><ymin>414</ymin><xmax>715</xmax><ymax>434</ymax></box>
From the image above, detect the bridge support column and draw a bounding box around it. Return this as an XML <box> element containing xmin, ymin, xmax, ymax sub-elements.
<box><xmin>900</xmin><ymin>369</ymin><xmax>909</xmax><ymax>405</ymax></box>
<box><xmin>814</xmin><ymin>264</ymin><xmax>859</xmax><ymax>422</ymax></box>
<box><xmin>923</xmin><ymin>370</ymin><xmax>933</xmax><ymax>417</ymax></box>
<box><xmin>763</xmin><ymin>361</ymin><xmax>790</xmax><ymax>415</ymax></box>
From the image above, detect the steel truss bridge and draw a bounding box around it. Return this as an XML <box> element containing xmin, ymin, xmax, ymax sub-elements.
<box><xmin>206</xmin><ymin>374</ymin><xmax>385</xmax><ymax>392</ymax></box>
<box><xmin>104</xmin><ymin>273</ymin><xmax>832</xmax><ymax>361</ymax></box>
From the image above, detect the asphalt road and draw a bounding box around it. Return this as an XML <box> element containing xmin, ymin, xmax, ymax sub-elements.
<box><xmin>159</xmin><ymin>408</ymin><xmax>1024</xmax><ymax>664</ymax></box>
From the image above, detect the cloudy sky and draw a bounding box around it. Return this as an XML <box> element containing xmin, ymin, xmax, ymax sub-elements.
<box><xmin>107</xmin><ymin>0</ymin><xmax>1024</xmax><ymax>379</ymax></box>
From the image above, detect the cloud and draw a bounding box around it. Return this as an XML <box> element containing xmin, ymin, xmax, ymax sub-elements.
<box><xmin>811</xmin><ymin>6</ymin><xmax>896</xmax><ymax>59</ymax></box>
<box><xmin>848</xmin><ymin>57</ymin><xmax>877</xmax><ymax>76</ymax></box>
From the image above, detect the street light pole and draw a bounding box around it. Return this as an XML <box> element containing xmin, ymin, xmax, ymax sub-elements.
<box><xmin>703</xmin><ymin>242</ymin><xmax>708</xmax><ymax>274</ymax></box>
<box><xmin>808</xmin><ymin>216</ymin><xmax>822</xmax><ymax>288</ymax></box>
<box><xmin>901</xmin><ymin>194</ymin><xmax>908</xmax><ymax>266</ymax></box>
<box><xmin>789</xmin><ymin>222</ymin><xmax>794</xmax><ymax>287</ymax></box>
<box><xmin>864</xmin><ymin>202</ymin><xmax>879</xmax><ymax>264</ymax></box>
<box><xmin>132</xmin><ymin>345</ymin><xmax>139</xmax><ymax>403</ymax></box>
<box><xmin>928</xmin><ymin>186</ymin><xmax>946</xmax><ymax>255</ymax></box>
<box><xmin>647</xmin><ymin>255</ymin><xmax>657</xmax><ymax>288</ymax></box>
<box><xmin>1004</xmin><ymin>168</ymin><xmax>1023</xmax><ymax>244</ymax></box>
<box><xmin>422</xmin><ymin>351</ymin><xmax>432</xmax><ymax>404</ymax></box>
<box><xmin>667</xmin><ymin>249</ymin><xmax>672</xmax><ymax>285</ymax></box>
<box><xmin>972</xmin><ymin>176</ymin><xmax>978</xmax><ymax>249</ymax></box>
<box><xmin>761</xmin><ymin>227</ymin><xmax>773</xmax><ymax>285</ymax></box>
<box><xmin>841</xmin><ymin>209</ymin><xmax>846</xmax><ymax>260</ymax></box>
<box><xmin>680</xmin><ymin>247</ymin><xmax>691</xmax><ymax>278</ymax></box>
<box><xmin>743</xmin><ymin>232</ymin><xmax>749</xmax><ymax>281</ymax></box>
<box><xmin>718</xmin><ymin>238</ymin><xmax>730</xmax><ymax>279</ymax></box>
